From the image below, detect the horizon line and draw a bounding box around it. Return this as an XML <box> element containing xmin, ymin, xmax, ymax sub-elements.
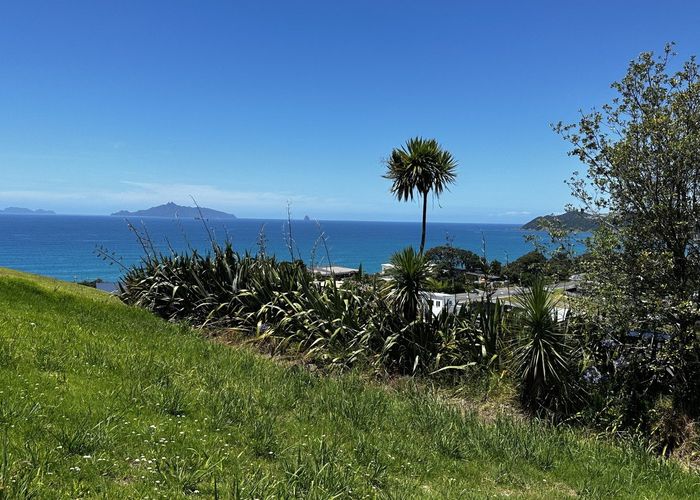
<box><xmin>0</xmin><ymin>212</ymin><xmax>535</xmax><ymax>226</ymax></box>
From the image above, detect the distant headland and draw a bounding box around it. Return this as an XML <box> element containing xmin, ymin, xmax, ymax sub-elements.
<box><xmin>0</xmin><ymin>207</ymin><xmax>55</xmax><ymax>215</ymax></box>
<box><xmin>522</xmin><ymin>211</ymin><xmax>600</xmax><ymax>232</ymax></box>
<box><xmin>111</xmin><ymin>202</ymin><xmax>236</xmax><ymax>219</ymax></box>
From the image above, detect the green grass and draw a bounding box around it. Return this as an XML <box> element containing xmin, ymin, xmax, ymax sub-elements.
<box><xmin>0</xmin><ymin>268</ymin><xmax>697</xmax><ymax>498</ymax></box>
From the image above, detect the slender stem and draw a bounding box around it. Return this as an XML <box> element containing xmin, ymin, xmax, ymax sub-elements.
<box><xmin>420</xmin><ymin>191</ymin><xmax>428</xmax><ymax>254</ymax></box>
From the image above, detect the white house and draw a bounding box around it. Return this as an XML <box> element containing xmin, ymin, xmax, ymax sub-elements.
<box><xmin>425</xmin><ymin>292</ymin><xmax>458</xmax><ymax>316</ymax></box>
<box><xmin>380</xmin><ymin>263</ymin><xmax>395</xmax><ymax>274</ymax></box>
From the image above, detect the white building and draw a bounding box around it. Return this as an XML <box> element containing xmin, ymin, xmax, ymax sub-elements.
<box><xmin>380</xmin><ymin>263</ymin><xmax>395</xmax><ymax>274</ymax></box>
<box><xmin>425</xmin><ymin>292</ymin><xmax>458</xmax><ymax>316</ymax></box>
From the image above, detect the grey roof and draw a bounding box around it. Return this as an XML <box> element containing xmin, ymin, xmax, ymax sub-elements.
<box><xmin>311</xmin><ymin>265</ymin><xmax>359</xmax><ymax>276</ymax></box>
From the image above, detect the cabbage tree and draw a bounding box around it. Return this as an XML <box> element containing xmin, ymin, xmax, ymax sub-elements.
<box><xmin>384</xmin><ymin>137</ymin><xmax>457</xmax><ymax>253</ymax></box>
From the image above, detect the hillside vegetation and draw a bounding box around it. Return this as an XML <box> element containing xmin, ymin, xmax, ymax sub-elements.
<box><xmin>0</xmin><ymin>268</ymin><xmax>698</xmax><ymax>497</ymax></box>
<box><xmin>521</xmin><ymin>211</ymin><xmax>601</xmax><ymax>232</ymax></box>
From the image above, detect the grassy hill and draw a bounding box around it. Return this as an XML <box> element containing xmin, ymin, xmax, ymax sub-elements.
<box><xmin>0</xmin><ymin>268</ymin><xmax>697</xmax><ymax>497</ymax></box>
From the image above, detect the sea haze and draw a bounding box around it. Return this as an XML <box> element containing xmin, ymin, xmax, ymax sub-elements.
<box><xmin>0</xmin><ymin>215</ymin><xmax>585</xmax><ymax>282</ymax></box>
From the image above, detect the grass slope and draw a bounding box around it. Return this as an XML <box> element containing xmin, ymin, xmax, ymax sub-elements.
<box><xmin>0</xmin><ymin>268</ymin><xmax>697</xmax><ymax>498</ymax></box>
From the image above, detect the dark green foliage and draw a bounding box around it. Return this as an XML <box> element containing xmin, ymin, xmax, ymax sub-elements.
<box><xmin>425</xmin><ymin>245</ymin><xmax>485</xmax><ymax>277</ymax></box>
<box><xmin>380</xmin><ymin>306</ymin><xmax>478</xmax><ymax>375</ymax></box>
<box><xmin>384</xmin><ymin>246</ymin><xmax>430</xmax><ymax>322</ymax></box>
<box><xmin>546</xmin><ymin>252</ymin><xmax>577</xmax><ymax>282</ymax></box>
<box><xmin>476</xmin><ymin>299</ymin><xmax>505</xmax><ymax>369</ymax></box>
<box><xmin>503</xmin><ymin>251</ymin><xmax>547</xmax><ymax>285</ymax></box>
<box><xmin>119</xmin><ymin>237</ymin><xmax>490</xmax><ymax>376</ymax></box>
<box><xmin>556</xmin><ymin>45</ymin><xmax>700</xmax><ymax>443</ymax></box>
<box><xmin>522</xmin><ymin>210</ymin><xmax>601</xmax><ymax>232</ymax></box>
<box><xmin>511</xmin><ymin>279</ymin><xmax>577</xmax><ymax>414</ymax></box>
<box><xmin>383</xmin><ymin>137</ymin><xmax>458</xmax><ymax>253</ymax></box>
<box><xmin>423</xmin><ymin>245</ymin><xmax>495</xmax><ymax>292</ymax></box>
<box><xmin>503</xmin><ymin>249</ymin><xmax>581</xmax><ymax>285</ymax></box>
<box><xmin>575</xmin><ymin>313</ymin><xmax>698</xmax><ymax>453</ymax></box>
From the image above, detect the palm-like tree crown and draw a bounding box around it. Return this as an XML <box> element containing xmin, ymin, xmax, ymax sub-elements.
<box><xmin>384</xmin><ymin>137</ymin><xmax>457</xmax><ymax>201</ymax></box>
<box><xmin>384</xmin><ymin>137</ymin><xmax>458</xmax><ymax>253</ymax></box>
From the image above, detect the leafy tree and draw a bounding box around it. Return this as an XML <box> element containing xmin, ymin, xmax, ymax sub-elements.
<box><xmin>384</xmin><ymin>137</ymin><xmax>458</xmax><ymax>253</ymax></box>
<box><xmin>424</xmin><ymin>245</ymin><xmax>484</xmax><ymax>278</ymax></box>
<box><xmin>503</xmin><ymin>250</ymin><xmax>578</xmax><ymax>285</ymax></box>
<box><xmin>546</xmin><ymin>252</ymin><xmax>577</xmax><ymax>282</ymax></box>
<box><xmin>503</xmin><ymin>251</ymin><xmax>547</xmax><ymax>285</ymax></box>
<box><xmin>462</xmin><ymin>251</ymin><xmax>486</xmax><ymax>272</ymax></box>
<box><xmin>556</xmin><ymin>45</ymin><xmax>700</xmax><ymax>420</ymax></box>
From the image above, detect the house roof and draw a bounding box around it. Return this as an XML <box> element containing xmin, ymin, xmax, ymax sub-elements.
<box><xmin>311</xmin><ymin>265</ymin><xmax>359</xmax><ymax>277</ymax></box>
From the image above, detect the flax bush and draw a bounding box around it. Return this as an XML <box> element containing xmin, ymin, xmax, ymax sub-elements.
<box><xmin>118</xmin><ymin>237</ymin><xmax>498</xmax><ymax>377</ymax></box>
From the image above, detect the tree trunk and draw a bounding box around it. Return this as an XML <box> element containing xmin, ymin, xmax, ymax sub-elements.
<box><xmin>420</xmin><ymin>191</ymin><xmax>428</xmax><ymax>254</ymax></box>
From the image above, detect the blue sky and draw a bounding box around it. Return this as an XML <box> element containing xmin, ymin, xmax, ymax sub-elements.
<box><xmin>1</xmin><ymin>1</ymin><xmax>699</xmax><ymax>222</ymax></box>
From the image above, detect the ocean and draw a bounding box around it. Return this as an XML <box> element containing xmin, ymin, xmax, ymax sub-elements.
<box><xmin>0</xmin><ymin>215</ymin><xmax>586</xmax><ymax>283</ymax></box>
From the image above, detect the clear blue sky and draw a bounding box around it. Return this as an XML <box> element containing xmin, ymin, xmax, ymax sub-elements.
<box><xmin>1</xmin><ymin>1</ymin><xmax>699</xmax><ymax>222</ymax></box>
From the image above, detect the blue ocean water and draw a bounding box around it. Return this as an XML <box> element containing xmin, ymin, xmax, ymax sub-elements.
<box><xmin>0</xmin><ymin>215</ymin><xmax>585</xmax><ymax>282</ymax></box>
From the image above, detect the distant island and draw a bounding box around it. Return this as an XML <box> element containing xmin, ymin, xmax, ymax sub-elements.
<box><xmin>0</xmin><ymin>207</ymin><xmax>55</xmax><ymax>215</ymax></box>
<box><xmin>522</xmin><ymin>211</ymin><xmax>600</xmax><ymax>232</ymax></box>
<box><xmin>111</xmin><ymin>202</ymin><xmax>236</xmax><ymax>219</ymax></box>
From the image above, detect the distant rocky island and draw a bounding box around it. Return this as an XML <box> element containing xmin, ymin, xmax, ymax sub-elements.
<box><xmin>0</xmin><ymin>207</ymin><xmax>55</xmax><ymax>215</ymax></box>
<box><xmin>111</xmin><ymin>202</ymin><xmax>236</xmax><ymax>219</ymax></box>
<box><xmin>522</xmin><ymin>211</ymin><xmax>600</xmax><ymax>232</ymax></box>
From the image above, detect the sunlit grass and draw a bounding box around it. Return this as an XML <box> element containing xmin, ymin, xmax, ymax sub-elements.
<box><xmin>0</xmin><ymin>268</ymin><xmax>697</xmax><ymax>497</ymax></box>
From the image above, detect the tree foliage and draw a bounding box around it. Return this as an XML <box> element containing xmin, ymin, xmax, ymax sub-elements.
<box><xmin>503</xmin><ymin>251</ymin><xmax>547</xmax><ymax>285</ymax></box>
<box><xmin>385</xmin><ymin>246</ymin><xmax>431</xmax><ymax>322</ymax></box>
<box><xmin>556</xmin><ymin>44</ymin><xmax>700</xmax><ymax>422</ymax></box>
<box><xmin>384</xmin><ymin>137</ymin><xmax>458</xmax><ymax>253</ymax></box>
<box><xmin>424</xmin><ymin>245</ymin><xmax>485</xmax><ymax>278</ymax></box>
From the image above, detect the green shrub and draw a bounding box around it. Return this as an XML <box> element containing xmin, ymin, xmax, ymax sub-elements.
<box><xmin>511</xmin><ymin>278</ymin><xmax>578</xmax><ymax>414</ymax></box>
<box><xmin>119</xmin><ymin>238</ymin><xmax>496</xmax><ymax>377</ymax></box>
